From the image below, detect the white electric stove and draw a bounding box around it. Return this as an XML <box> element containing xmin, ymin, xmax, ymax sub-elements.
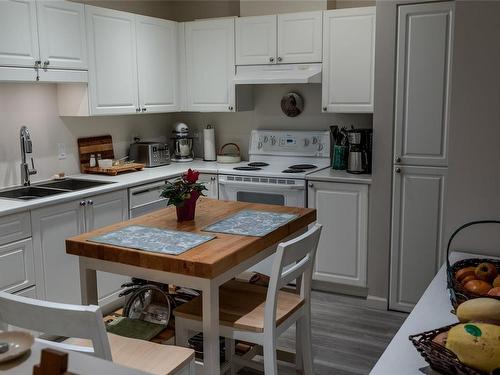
<box><xmin>218</xmin><ymin>130</ymin><xmax>331</xmax><ymax>208</ymax></box>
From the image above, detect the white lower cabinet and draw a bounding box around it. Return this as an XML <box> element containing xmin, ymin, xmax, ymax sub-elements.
<box><xmin>308</xmin><ymin>181</ymin><xmax>368</xmax><ymax>288</ymax></box>
<box><xmin>199</xmin><ymin>173</ymin><xmax>218</xmax><ymax>199</ymax></box>
<box><xmin>389</xmin><ymin>166</ymin><xmax>447</xmax><ymax>312</ymax></box>
<box><xmin>0</xmin><ymin>238</ymin><xmax>35</xmax><ymax>294</ymax></box>
<box><xmin>32</xmin><ymin>190</ymin><xmax>129</xmax><ymax>306</ymax></box>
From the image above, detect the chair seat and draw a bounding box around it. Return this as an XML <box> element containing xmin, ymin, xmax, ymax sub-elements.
<box><xmin>173</xmin><ymin>280</ymin><xmax>304</xmax><ymax>333</ymax></box>
<box><xmin>65</xmin><ymin>333</ymin><xmax>194</xmax><ymax>375</ymax></box>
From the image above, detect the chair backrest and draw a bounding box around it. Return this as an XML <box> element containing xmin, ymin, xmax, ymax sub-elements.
<box><xmin>264</xmin><ymin>223</ymin><xmax>322</xmax><ymax>332</ymax></box>
<box><xmin>0</xmin><ymin>292</ymin><xmax>112</xmax><ymax>360</ymax></box>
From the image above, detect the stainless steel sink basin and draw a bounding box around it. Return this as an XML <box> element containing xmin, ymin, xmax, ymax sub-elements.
<box><xmin>0</xmin><ymin>186</ymin><xmax>66</xmax><ymax>201</ymax></box>
<box><xmin>0</xmin><ymin>179</ymin><xmax>115</xmax><ymax>201</ymax></box>
<box><xmin>36</xmin><ymin>178</ymin><xmax>113</xmax><ymax>191</ymax></box>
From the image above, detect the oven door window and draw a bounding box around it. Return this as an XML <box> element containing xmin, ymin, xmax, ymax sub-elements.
<box><xmin>236</xmin><ymin>191</ymin><xmax>285</xmax><ymax>206</ymax></box>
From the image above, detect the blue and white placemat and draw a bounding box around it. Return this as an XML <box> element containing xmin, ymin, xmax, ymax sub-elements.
<box><xmin>89</xmin><ymin>225</ymin><xmax>215</xmax><ymax>255</ymax></box>
<box><xmin>202</xmin><ymin>210</ymin><xmax>298</xmax><ymax>237</ymax></box>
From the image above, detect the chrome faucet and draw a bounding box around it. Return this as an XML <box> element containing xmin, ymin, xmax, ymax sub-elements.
<box><xmin>20</xmin><ymin>126</ymin><xmax>37</xmax><ymax>186</ymax></box>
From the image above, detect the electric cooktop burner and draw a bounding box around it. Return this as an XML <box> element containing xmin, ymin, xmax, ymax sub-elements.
<box><xmin>247</xmin><ymin>162</ymin><xmax>269</xmax><ymax>167</ymax></box>
<box><xmin>282</xmin><ymin>169</ymin><xmax>305</xmax><ymax>173</ymax></box>
<box><xmin>233</xmin><ymin>166</ymin><xmax>262</xmax><ymax>171</ymax></box>
<box><xmin>288</xmin><ymin>164</ymin><xmax>317</xmax><ymax>170</ymax></box>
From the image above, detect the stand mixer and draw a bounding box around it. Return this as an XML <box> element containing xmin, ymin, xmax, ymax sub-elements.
<box><xmin>171</xmin><ymin>122</ymin><xmax>194</xmax><ymax>162</ymax></box>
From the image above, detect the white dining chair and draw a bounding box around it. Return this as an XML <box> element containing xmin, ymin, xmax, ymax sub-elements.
<box><xmin>0</xmin><ymin>292</ymin><xmax>194</xmax><ymax>375</ymax></box>
<box><xmin>174</xmin><ymin>223</ymin><xmax>322</xmax><ymax>375</ymax></box>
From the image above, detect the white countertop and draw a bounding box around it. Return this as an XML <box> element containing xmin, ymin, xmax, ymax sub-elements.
<box><xmin>0</xmin><ymin>160</ymin><xmax>372</xmax><ymax>217</ymax></box>
<box><xmin>0</xmin><ymin>160</ymin><xmax>218</xmax><ymax>217</ymax></box>
<box><xmin>306</xmin><ymin>168</ymin><xmax>372</xmax><ymax>184</ymax></box>
<box><xmin>371</xmin><ymin>252</ymin><xmax>483</xmax><ymax>375</ymax></box>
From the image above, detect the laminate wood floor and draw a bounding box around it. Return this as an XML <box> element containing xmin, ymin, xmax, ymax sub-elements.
<box><xmin>238</xmin><ymin>290</ymin><xmax>408</xmax><ymax>375</ymax></box>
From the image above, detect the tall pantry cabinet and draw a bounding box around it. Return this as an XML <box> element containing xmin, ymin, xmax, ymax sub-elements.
<box><xmin>390</xmin><ymin>2</ymin><xmax>454</xmax><ymax>312</ymax></box>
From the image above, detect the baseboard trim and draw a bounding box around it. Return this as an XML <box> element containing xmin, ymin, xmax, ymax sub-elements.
<box><xmin>366</xmin><ymin>295</ymin><xmax>389</xmax><ymax>310</ymax></box>
<box><xmin>312</xmin><ymin>280</ymin><xmax>368</xmax><ymax>297</ymax></box>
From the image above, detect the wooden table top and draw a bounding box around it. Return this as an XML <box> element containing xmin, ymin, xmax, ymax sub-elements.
<box><xmin>66</xmin><ymin>199</ymin><xmax>316</xmax><ymax>279</ymax></box>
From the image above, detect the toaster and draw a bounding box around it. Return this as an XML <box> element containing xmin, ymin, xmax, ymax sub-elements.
<box><xmin>129</xmin><ymin>142</ymin><xmax>170</xmax><ymax>167</ymax></box>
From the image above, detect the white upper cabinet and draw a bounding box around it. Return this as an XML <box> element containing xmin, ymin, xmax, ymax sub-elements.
<box><xmin>322</xmin><ymin>7</ymin><xmax>375</xmax><ymax>113</ymax></box>
<box><xmin>36</xmin><ymin>1</ymin><xmax>87</xmax><ymax>70</ymax></box>
<box><xmin>185</xmin><ymin>18</ymin><xmax>235</xmax><ymax>112</ymax></box>
<box><xmin>0</xmin><ymin>0</ymin><xmax>39</xmax><ymax>68</ymax></box>
<box><xmin>236</xmin><ymin>11</ymin><xmax>322</xmax><ymax>66</ymax></box>
<box><xmin>86</xmin><ymin>5</ymin><xmax>139</xmax><ymax>115</ymax></box>
<box><xmin>136</xmin><ymin>15</ymin><xmax>179</xmax><ymax>113</ymax></box>
<box><xmin>277</xmin><ymin>11</ymin><xmax>322</xmax><ymax>64</ymax></box>
<box><xmin>235</xmin><ymin>15</ymin><xmax>277</xmax><ymax>65</ymax></box>
<box><xmin>394</xmin><ymin>2</ymin><xmax>453</xmax><ymax>167</ymax></box>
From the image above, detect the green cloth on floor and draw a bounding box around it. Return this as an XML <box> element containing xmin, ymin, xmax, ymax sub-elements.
<box><xmin>106</xmin><ymin>317</ymin><xmax>166</xmax><ymax>341</ymax></box>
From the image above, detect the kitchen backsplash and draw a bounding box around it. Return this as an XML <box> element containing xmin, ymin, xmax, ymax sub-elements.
<box><xmin>0</xmin><ymin>83</ymin><xmax>371</xmax><ymax>189</ymax></box>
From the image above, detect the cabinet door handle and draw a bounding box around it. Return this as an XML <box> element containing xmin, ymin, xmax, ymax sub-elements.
<box><xmin>395</xmin><ymin>168</ymin><xmax>401</xmax><ymax>174</ymax></box>
<box><xmin>79</xmin><ymin>201</ymin><xmax>86</xmax><ymax>206</ymax></box>
<box><xmin>43</xmin><ymin>60</ymin><xmax>49</xmax><ymax>67</ymax></box>
<box><xmin>269</xmin><ymin>57</ymin><xmax>274</xmax><ymax>62</ymax></box>
<box><xmin>308</xmin><ymin>183</ymin><xmax>314</xmax><ymax>188</ymax></box>
<box><xmin>277</xmin><ymin>56</ymin><xmax>282</xmax><ymax>62</ymax></box>
<box><xmin>136</xmin><ymin>108</ymin><xmax>140</xmax><ymax>112</ymax></box>
<box><xmin>141</xmin><ymin>107</ymin><xmax>146</xmax><ymax>112</ymax></box>
<box><xmin>87</xmin><ymin>200</ymin><xmax>94</xmax><ymax>206</ymax></box>
<box><xmin>322</xmin><ymin>106</ymin><xmax>327</xmax><ymax>111</ymax></box>
<box><xmin>228</xmin><ymin>106</ymin><xmax>234</xmax><ymax>111</ymax></box>
<box><xmin>211</xmin><ymin>177</ymin><xmax>216</xmax><ymax>181</ymax></box>
<box><xmin>395</xmin><ymin>157</ymin><xmax>401</xmax><ymax>163</ymax></box>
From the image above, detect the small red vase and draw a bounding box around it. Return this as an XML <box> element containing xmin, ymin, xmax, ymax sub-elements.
<box><xmin>176</xmin><ymin>191</ymin><xmax>200</xmax><ymax>222</ymax></box>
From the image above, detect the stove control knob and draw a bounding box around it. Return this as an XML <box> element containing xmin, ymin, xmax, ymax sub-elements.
<box><xmin>263</xmin><ymin>136</ymin><xmax>269</xmax><ymax>143</ymax></box>
<box><xmin>270</xmin><ymin>136</ymin><xmax>276</xmax><ymax>145</ymax></box>
<box><xmin>258</xmin><ymin>141</ymin><xmax>263</xmax><ymax>149</ymax></box>
<box><xmin>317</xmin><ymin>143</ymin><xmax>324</xmax><ymax>151</ymax></box>
<box><xmin>312</xmin><ymin>137</ymin><xmax>318</xmax><ymax>145</ymax></box>
<box><xmin>304</xmin><ymin>138</ymin><xmax>310</xmax><ymax>146</ymax></box>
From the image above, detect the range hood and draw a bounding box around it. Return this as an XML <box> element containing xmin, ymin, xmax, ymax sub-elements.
<box><xmin>234</xmin><ymin>63</ymin><xmax>322</xmax><ymax>85</ymax></box>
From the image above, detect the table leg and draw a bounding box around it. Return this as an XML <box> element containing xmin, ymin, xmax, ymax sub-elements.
<box><xmin>79</xmin><ymin>258</ymin><xmax>98</xmax><ymax>305</ymax></box>
<box><xmin>202</xmin><ymin>281</ymin><xmax>220</xmax><ymax>375</ymax></box>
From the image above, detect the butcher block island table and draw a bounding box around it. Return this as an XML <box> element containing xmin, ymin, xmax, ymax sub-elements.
<box><xmin>66</xmin><ymin>198</ymin><xmax>316</xmax><ymax>375</ymax></box>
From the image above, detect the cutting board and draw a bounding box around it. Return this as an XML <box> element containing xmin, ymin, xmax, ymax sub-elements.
<box><xmin>78</xmin><ymin>135</ymin><xmax>115</xmax><ymax>172</ymax></box>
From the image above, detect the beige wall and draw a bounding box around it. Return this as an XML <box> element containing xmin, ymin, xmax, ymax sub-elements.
<box><xmin>73</xmin><ymin>0</ymin><xmax>175</xmax><ymax>19</ymax></box>
<box><xmin>0</xmin><ymin>83</ymin><xmax>169</xmax><ymax>189</ymax></box>
<box><xmin>240</xmin><ymin>0</ymin><xmax>327</xmax><ymax>16</ymax></box>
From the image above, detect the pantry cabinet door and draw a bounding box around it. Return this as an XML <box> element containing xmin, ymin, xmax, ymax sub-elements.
<box><xmin>308</xmin><ymin>181</ymin><xmax>368</xmax><ymax>288</ymax></box>
<box><xmin>36</xmin><ymin>1</ymin><xmax>87</xmax><ymax>70</ymax></box>
<box><xmin>277</xmin><ymin>11</ymin><xmax>322</xmax><ymax>64</ymax></box>
<box><xmin>235</xmin><ymin>15</ymin><xmax>276</xmax><ymax>65</ymax></box>
<box><xmin>394</xmin><ymin>2</ymin><xmax>453</xmax><ymax>167</ymax></box>
<box><xmin>86</xmin><ymin>190</ymin><xmax>129</xmax><ymax>309</ymax></box>
<box><xmin>136</xmin><ymin>15</ymin><xmax>179</xmax><ymax>113</ymax></box>
<box><xmin>389</xmin><ymin>166</ymin><xmax>447</xmax><ymax>312</ymax></box>
<box><xmin>85</xmin><ymin>5</ymin><xmax>139</xmax><ymax>115</ymax></box>
<box><xmin>322</xmin><ymin>7</ymin><xmax>375</xmax><ymax>113</ymax></box>
<box><xmin>0</xmin><ymin>0</ymin><xmax>39</xmax><ymax>67</ymax></box>
<box><xmin>31</xmin><ymin>200</ymin><xmax>85</xmax><ymax>304</ymax></box>
<box><xmin>185</xmin><ymin>18</ymin><xmax>235</xmax><ymax>112</ymax></box>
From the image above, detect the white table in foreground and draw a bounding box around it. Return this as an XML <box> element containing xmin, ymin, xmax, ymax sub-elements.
<box><xmin>0</xmin><ymin>339</ymin><xmax>149</xmax><ymax>374</ymax></box>
<box><xmin>371</xmin><ymin>252</ymin><xmax>487</xmax><ymax>375</ymax></box>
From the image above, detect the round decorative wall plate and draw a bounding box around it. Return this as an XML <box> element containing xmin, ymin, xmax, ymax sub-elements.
<box><xmin>281</xmin><ymin>92</ymin><xmax>304</xmax><ymax>117</ymax></box>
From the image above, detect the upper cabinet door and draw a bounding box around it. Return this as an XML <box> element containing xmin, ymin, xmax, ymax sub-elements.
<box><xmin>85</xmin><ymin>5</ymin><xmax>139</xmax><ymax>115</ymax></box>
<box><xmin>37</xmin><ymin>1</ymin><xmax>87</xmax><ymax>70</ymax></box>
<box><xmin>394</xmin><ymin>2</ymin><xmax>454</xmax><ymax>167</ymax></box>
<box><xmin>277</xmin><ymin>11</ymin><xmax>322</xmax><ymax>64</ymax></box>
<box><xmin>136</xmin><ymin>16</ymin><xmax>178</xmax><ymax>113</ymax></box>
<box><xmin>0</xmin><ymin>0</ymin><xmax>39</xmax><ymax>67</ymax></box>
<box><xmin>185</xmin><ymin>18</ymin><xmax>235</xmax><ymax>112</ymax></box>
<box><xmin>235</xmin><ymin>15</ymin><xmax>276</xmax><ymax>65</ymax></box>
<box><xmin>322</xmin><ymin>7</ymin><xmax>375</xmax><ymax>113</ymax></box>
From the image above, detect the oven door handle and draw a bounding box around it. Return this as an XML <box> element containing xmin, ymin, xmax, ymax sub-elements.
<box><xmin>218</xmin><ymin>179</ymin><xmax>305</xmax><ymax>190</ymax></box>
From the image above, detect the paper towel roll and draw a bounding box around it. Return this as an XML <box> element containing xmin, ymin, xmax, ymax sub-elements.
<box><xmin>203</xmin><ymin>125</ymin><xmax>216</xmax><ymax>161</ymax></box>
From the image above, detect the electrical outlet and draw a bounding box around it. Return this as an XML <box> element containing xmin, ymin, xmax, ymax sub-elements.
<box><xmin>57</xmin><ymin>143</ymin><xmax>66</xmax><ymax>160</ymax></box>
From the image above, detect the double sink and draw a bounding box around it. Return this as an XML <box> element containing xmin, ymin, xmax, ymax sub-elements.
<box><xmin>0</xmin><ymin>178</ymin><xmax>114</xmax><ymax>201</ymax></box>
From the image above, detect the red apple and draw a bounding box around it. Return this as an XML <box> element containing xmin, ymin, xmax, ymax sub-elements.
<box><xmin>487</xmin><ymin>286</ymin><xmax>500</xmax><ymax>297</ymax></box>
<box><xmin>493</xmin><ymin>275</ymin><xmax>500</xmax><ymax>288</ymax></box>
<box><xmin>455</xmin><ymin>266</ymin><xmax>476</xmax><ymax>282</ymax></box>
<box><xmin>475</xmin><ymin>263</ymin><xmax>498</xmax><ymax>282</ymax></box>
<box><xmin>464</xmin><ymin>279</ymin><xmax>492</xmax><ymax>295</ymax></box>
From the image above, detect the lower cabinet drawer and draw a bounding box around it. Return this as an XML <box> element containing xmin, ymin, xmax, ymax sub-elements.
<box><xmin>0</xmin><ymin>238</ymin><xmax>35</xmax><ymax>293</ymax></box>
<box><xmin>14</xmin><ymin>286</ymin><xmax>37</xmax><ymax>298</ymax></box>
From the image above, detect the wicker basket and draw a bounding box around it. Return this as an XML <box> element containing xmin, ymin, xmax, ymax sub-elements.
<box><xmin>446</xmin><ymin>220</ymin><xmax>500</xmax><ymax>308</ymax></box>
<box><xmin>409</xmin><ymin>324</ymin><xmax>484</xmax><ymax>375</ymax></box>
